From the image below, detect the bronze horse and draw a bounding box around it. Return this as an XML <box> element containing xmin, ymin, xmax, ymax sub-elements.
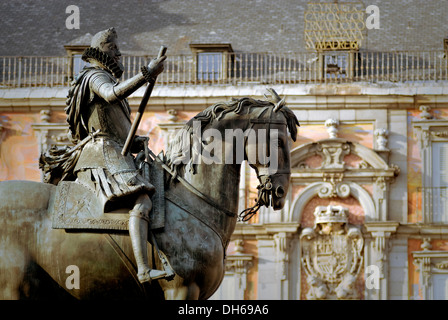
<box><xmin>0</xmin><ymin>95</ymin><xmax>298</xmax><ymax>300</ymax></box>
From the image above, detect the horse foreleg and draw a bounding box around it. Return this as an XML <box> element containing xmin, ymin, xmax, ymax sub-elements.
<box><xmin>164</xmin><ymin>282</ymin><xmax>200</xmax><ymax>300</ymax></box>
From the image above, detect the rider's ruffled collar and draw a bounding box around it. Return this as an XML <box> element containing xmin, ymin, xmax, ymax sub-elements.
<box><xmin>82</xmin><ymin>47</ymin><xmax>123</xmax><ymax>79</ymax></box>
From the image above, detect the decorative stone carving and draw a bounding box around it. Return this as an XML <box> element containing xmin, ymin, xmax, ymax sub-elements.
<box><xmin>40</xmin><ymin>109</ymin><xmax>51</xmax><ymax>123</ymax></box>
<box><xmin>364</xmin><ymin>222</ymin><xmax>399</xmax><ymax>279</ymax></box>
<box><xmin>31</xmin><ymin>114</ymin><xmax>73</xmax><ymax>179</ymax></box>
<box><xmin>300</xmin><ymin>205</ymin><xmax>364</xmax><ymax>300</ymax></box>
<box><xmin>374</xmin><ymin>128</ymin><xmax>389</xmax><ymax>151</ymax></box>
<box><xmin>226</xmin><ymin>240</ymin><xmax>253</xmax><ymax>274</ymax></box>
<box><xmin>225</xmin><ymin>240</ymin><xmax>253</xmax><ymax>298</ymax></box>
<box><xmin>167</xmin><ymin>109</ymin><xmax>179</xmax><ymax>122</ymax></box>
<box><xmin>274</xmin><ymin>232</ymin><xmax>290</xmax><ymax>280</ymax></box>
<box><xmin>412</xmin><ymin>238</ymin><xmax>448</xmax><ymax>299</ymax></box>
<box><xmin>318</xmin><ymin>173</ymin><xmax>350</xmax><ymax>198</ymax></box>
<box><xmin>419</xmin><ymin>105</ymin><xmax>432</xmax><ymax>120</ymax></box>
<box><xmin>316</xmin><ymin>140</ymin><xmax>350</xmax><ymax>169</ymax></box>
<box><xmin>421</xmin><ymin>237</ymin><xmax>432</xmax><ymax>251</ymax></box>
<box><xmin>157</xmin><ymin>110</ymin><xmax>186</xmax><ymax>151</ymax></box>
<box><xmin>435</xmin><ymin>261</ymin><xmax>448</xmax><ymax>270</ymax></box>
<box><xmin>290</xmin><ymin>138</ymin><xmax>398</xmax><ymax>171</ymax></box>
<box><xmin>325</xmin><ymin>118</ymin><xmax>339</xmax><ymax>139</ymax></box>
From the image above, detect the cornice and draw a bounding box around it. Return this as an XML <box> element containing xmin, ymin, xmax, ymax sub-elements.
<box><xmin>2</xmin><ymin>83</ymin><xmax>448</xmax><ymax>112</ymax></box>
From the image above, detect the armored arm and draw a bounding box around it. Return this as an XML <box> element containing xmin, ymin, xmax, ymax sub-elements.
<box><xmin>89</xmin><ymin>71</ymin><xmax>143</xmax><ymax>103</ymax></box>
<box><xmin>90</xmin><ymin>56</ymin><xmax>166</xmax><ymax>103</ymax></box>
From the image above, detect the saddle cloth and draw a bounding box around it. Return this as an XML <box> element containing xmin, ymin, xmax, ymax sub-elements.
<box><xmin>50</xmin><ymin>159</ymin><xmax>165</xmax><ymax>231</ymax></box>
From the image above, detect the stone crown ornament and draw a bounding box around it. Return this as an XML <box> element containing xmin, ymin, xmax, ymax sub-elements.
<box><xmin>314</xmin><ymin>205</ymin><xmax>348</xmax><ymax>224</ymax></box>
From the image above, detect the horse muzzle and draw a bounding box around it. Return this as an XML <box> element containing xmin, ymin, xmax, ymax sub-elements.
<box><xmin>275</xmin><ymin>185</ymin><xmax>285</xmax><ymax>198</ymax></box>
<box><xmin>238</xmin><ymin>175</ymin><xmax>288</xmax><ymax>221</ymax></box>
<box><xmin>258</xmin><ymin>176</ymin><xmax>287</xmax><ymax>210</ymax></box>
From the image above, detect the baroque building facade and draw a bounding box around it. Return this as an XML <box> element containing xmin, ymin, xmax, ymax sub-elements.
<box><xmin>1</xmin><ymin>0</ymin><xmax>448</xmax><ymax>300</ymax></box>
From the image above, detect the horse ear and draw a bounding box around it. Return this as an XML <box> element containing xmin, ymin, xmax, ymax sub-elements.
<box><xmin>273</xmin><ymin>98</ymin><xmax>285</xmax><ymax>112</ymax></box>
<box><xmin>265</xmin><ymin>88</ymin><xmax>285</xmax><ymax>112</ymax></box>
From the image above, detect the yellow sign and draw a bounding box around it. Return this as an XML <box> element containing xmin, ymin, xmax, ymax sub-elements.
<box><xmin>315</xmin><ymin>40</ymin><xmax>359</xmax><ymax>51</ymax></box>
<box><xmin>304</xmin><ymin>1</ymin><xmax>366</xmax><ymax>50</ymax></box>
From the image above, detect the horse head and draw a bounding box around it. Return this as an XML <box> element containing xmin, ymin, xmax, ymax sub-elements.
<box><xmin>165</xmin><ymin>88</ymin><xmax>299</xmax><ymax>221</ymax></box>
<box><xmin>240</xmin><ymin>88</ymin><xmax>299</xmax><ymax>220</ymax></box>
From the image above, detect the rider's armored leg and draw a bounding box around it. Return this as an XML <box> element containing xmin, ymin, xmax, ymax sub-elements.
<box><xmin>129</xmin><ymin>193</ymin><xmax>167</xmax><ymax>283</ymax></box>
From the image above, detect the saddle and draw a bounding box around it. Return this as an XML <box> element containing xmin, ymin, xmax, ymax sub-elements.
<box><xmin>50</xmin><ymin>158</ymin><xmax>165</xmax><ymax>231</ymax></box>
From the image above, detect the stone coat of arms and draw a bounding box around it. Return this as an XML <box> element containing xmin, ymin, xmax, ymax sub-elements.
<box><xmin>300</xmin><ymin>205</ymin><xmax>364</xmax><ymax>299</ymax></box>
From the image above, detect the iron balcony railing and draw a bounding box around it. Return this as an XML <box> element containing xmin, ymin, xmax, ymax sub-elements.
<box><xmin>1</xmin><ymin>51</ymin><xmax>448</xmax><ymax>88</ymax></box>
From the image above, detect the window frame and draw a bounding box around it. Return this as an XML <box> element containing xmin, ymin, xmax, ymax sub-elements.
<box><xmin>413</xmin><ymin>249</ymin><xmax>448</xmax><ymax>300</ymax></box>
<box><xmin>189</xmin><ymin>43</ymin><xmax>233</xmax><ymax>83</ymax></box>
<box><xmin>431</xmin><ymin>142</ymin><xmax>448</xmax><ymax>223</ymax></box>
<box><xmin>315</xmin><ymin>42</ymin><xmax>359</xmax><ymax>81</ymax></box>
<box><xmin>413</xmin><ymin>120</ymin><xmax>448</xmax><ymax>223</ymax></box>
<box><xmin>64</xmin><ymin>45</ymin><xmax>90</xmax><ymax>80</ymax></box>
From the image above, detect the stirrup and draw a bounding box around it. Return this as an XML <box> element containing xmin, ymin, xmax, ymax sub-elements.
<box><xmin>137</xmin><ymin>268</ymin><xmax>168</xmax><ymax>284</ymax></box>
<box><xmin>149</xmin><ymin>230</ymin><xmax>175</xmax><ymax>282</ymax></box>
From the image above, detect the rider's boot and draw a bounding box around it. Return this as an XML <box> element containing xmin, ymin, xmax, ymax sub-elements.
<box><xmin>129</xmin><ymin>209</ymin><xmax>167</xmax><ymax>283</ymax></box>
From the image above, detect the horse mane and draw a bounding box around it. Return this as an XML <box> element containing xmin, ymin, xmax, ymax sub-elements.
<box><xmin>165</xmin><ymin>96</ymin><xmax>299</xmax><ymax>176</ymax></box>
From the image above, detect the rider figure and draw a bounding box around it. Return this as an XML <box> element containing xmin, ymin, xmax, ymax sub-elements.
<box><xmin>65</xmin><ymin>27</ymin><xmax>167</xmax><ymax>283</ymax></box>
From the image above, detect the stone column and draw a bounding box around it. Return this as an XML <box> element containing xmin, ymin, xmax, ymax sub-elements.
<box><xmin>225</xmin><ymin>240</ymin><xmax>253</xmax><ymax>300</ymax></box>
<box><xmin>364</xmin><ymin>222</ymin><xmax>399</xmax><ymax>300</ymax></box>
<box><xmin>274</xmin><ymin>232</ymin><xmax>291</xmax><ymax>299</ymax></box>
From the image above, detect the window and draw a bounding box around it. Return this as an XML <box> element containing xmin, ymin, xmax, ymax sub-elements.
<box><xmin>318</xmin><ymin>42</ymin><xmax>358</xmax><ymax>80</ymax></box>
<box><xmin>413</xmin><ymin>120</ymin><xmax>448</xmax><ymax>223</ymax></box>
<box><xmin>190</xmin><ymin>44</ymin><xmax>233</xmax><ymax>82</ymax></box>
<box><xmin>432</xmin><ymin>142</ymin><xmax>448</xmax><ymax>223</ymax></box>
<box><xmin>197</xmin><ymin>52</ymin><xmax>222</xmax><ymax>81</ymax></box>
<box><xmin>433</xmin><ymin>274</ymin><xmax>448</xmax><ymax>299</ymax></box>
<box><xmin>72</xmin><ymin>53</ymin><xmax>90</xmax><ymax>76</ymax></box>
<box><xmin>323</xmin><ymin>52</ymin><xmax>349</xmax><ymax>79</ymax></box>
<box><xmin>413</xmin><ymin>249</ymin><xmax>448</xmax><ymax>300</ymax></box>
<box><xmin>64</xmin><ymin>33</ymin><xmax>92</xmax><ymax>79</ymax></box>
<box><xmin>65</xmin><ymin>45</ymin><xmax>90</xmax><ymax>79</ymax></box>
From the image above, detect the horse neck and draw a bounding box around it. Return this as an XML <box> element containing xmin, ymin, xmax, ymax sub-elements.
<box><xmin>183</xmin><ymin>161</ymin><xmax>242</xmax><ymax>215</ymax></box>
<box><xmin>182</xmin><ymin>110</ymin><xmax>268</xmax><ymax>214</ymax></box>
<box><xmin>166</xmin><ymin>105</ymin><xmax>271</xmax><ymax>220</ymax></box>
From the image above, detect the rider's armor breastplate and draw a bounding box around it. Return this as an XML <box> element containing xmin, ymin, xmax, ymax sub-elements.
<box><xmin>87</xmin><ymin>96</ymin><xmax>131</xmax><ymax>145</ymax></box>
<box><xmin>74</xmin><ymin>96</ymin><xmax>133</xmax><ymax>173</ymax></box>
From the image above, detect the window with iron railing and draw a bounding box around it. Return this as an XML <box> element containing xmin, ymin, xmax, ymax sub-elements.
<box><xmin>413</xmin><ymin>121</ymin><xmax>448</xmax><ymax>224</ymax></box>
<box><xmin>316</xmin><ymin>41</ymin><xmax>358</xmax><ymax>81</ymax></box>
<box><xmin>189</xmin><ymin>43</ymin><xmax>233</xmax><ymax>83</ymax></box>
<box><xmin>197</xmin><ymin>52</ymin><xmax>222</xmax><ymax>81</ymax></box>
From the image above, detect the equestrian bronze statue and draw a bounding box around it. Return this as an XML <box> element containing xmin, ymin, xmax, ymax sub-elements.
<box><xmin>62</xmin><ymin>27</ymin><xmax>169</xmax><ymax>284</ymax></box>
<box><xmin>0</xmin><ymin>28</ymin><xmax>299</xmax><ymax>300</ymax></box>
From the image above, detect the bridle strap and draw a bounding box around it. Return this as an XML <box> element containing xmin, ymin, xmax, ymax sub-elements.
<box><xmin>239</xmin><ymin>108</ymin><xmax>291</xmax><ymax>221</ymax></box>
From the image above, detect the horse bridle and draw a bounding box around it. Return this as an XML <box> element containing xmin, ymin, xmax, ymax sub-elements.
<box><xmin>238</xmin><ymin>107</ymin><xmax>290</xmax><ymax>222</ymax></box>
